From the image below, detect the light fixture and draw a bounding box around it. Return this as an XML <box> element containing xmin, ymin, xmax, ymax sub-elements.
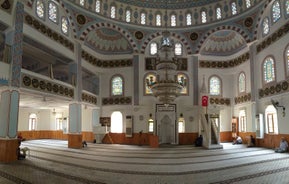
<box><xmin>52</xmin><ymin>108</ymin><xmax>56</xmax><ymax>116</ymax></box>
<box><xmin>271</xmin><ymin>99</ymin><xmax>286</xmax><ymax>117</ymax></box>
<box><xmin>148</xmin><ymin>2</ymin><xmax>185</xmax><ymax>105</ymax></box>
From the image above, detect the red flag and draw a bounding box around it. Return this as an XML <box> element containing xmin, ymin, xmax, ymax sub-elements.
<box><xmin>202</xmin><ymin>96</ymin><xmax>208</xmax><ymax>106</ymax></box>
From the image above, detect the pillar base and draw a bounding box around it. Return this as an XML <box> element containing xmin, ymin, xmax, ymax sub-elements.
<box><xmin>68</xmin><ymin>134</ymin><xmax>82</xmax><ymax>149</ymax></box>
<box><xmin>0</xmin><ymin>139</ymin><xmax>19</xmax><ymax>163</ymax></box>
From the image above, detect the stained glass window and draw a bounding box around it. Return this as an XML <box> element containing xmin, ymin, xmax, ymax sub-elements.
<box><xmin>186</xmin><ymin>13</ymin><xmax>192</xmax><ymax>25</ymax></box>
<box><xmin>171</xmin><ymin>14</ymin><xmax>176</xmax><ymax>27</ymax></box>
<box><xmin>111</xmin><ymin>76</ymin><xmax>123</xmax><ymax>96</ymax></box>
<box><xmin>126</xmin><ymin>10</ymin><xmax>131</xmax><ymax>22</ymax></box>
<box><xmin>156</xmin><ymin>14</ymin><xmax>161</xmax><ymax>26</ymax></box>
<box><xmin>36</xmin><ymin>0</ymin><xmax>45</xmax><ymax>19</ymax></box>
<box><xmin>145</xmin><ymin>74</ymin><xmax>156</xmax><ymax>94</ymax></box>
<box><xmin>178</xmin><ymin>73</ymin><xmax>187</xmax><ymax>94</ymax></box>
<box><xmin>111</xmin><ymin>6</ymin><xmax>116</xmax><ymax>18</ymax></box>
<box><xmin>216</xmin><ymin>7</ymin><xmax>222</xmax><ymax>20</ymax></box>
<box><xmin>201</xmin><ymin>11</ymin><xmax>207</xmax><ymax>23</ymax></box>
<box><xmin>231</xmin><ymin>2</ymin><xmax>237</xmax><ymax>15</ymax></box>
<box><xmin>175</xmin><ymin>43</ymin><xmax>182</xmax><ymax>56</ymax></box>
<box><xmin>48</xmin><ymin>1</ymin><xmax>58</xmax><ymax>23</ymax></box>
<box><xmin>286</xmin><ymin>0</ymin><xmax>289</xmax><ymax>15</ymax></box>
<box><xmin>61</xmin><ymin>17</ymin><xmax>69</xmax><ymax>35</ymax></box>
<box><xmin>141</xmin><ymin>12</ymin><xmax>146</xmax><ymax>25</ymax></box>
<box><xmin>150</xmin><ymin>42</ymin><xmax>157</xmax><ymax>55</ymax></box>
<box><xmin>272</xmin><ymin>0</ymin><xmax>281</xmax><ymax>23</ymax></box>
<box><xmin>262</xmin><ymin>17</ymin><xmax>269</xmax><ymax>35</ymax></box>
<box><xmin>263</xmin><ymin>57</ymin><xmax>275</xmax><ymax>83</ymax></box>
<box><xmin>239</xmin><ymin>72</ymin><xmax>246</xmax><ymax>93</ymax></box>
<box><xmin>209</xmin><ymin>76</ymin><xmax>221</xmax><ymax>95</ymax></box>
<box><xmin>245</xmin><ymin>0</ymin><xmax>251</xmax><ymax>8</ymax></box>
<box><xmin>95</xmin><ymin>0</ymin><xmax>100</xmax><ymax>13</ymax></box>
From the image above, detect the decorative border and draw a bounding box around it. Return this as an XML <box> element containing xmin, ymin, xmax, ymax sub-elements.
<box><xmin>234</xmin><ymin>93</ymin><xmax>251</xmax><ymax>104</ymax></box>
<box><xmin>199</xmin><ymin>52</ymin><xmax>250</xmax><ymax>69</ymax></box>
<box><xmin>82</xmin><ymin>92</ymin><xmax>97</xmax><ymax>105</ymax></box>
<box><xmin>256</xmin><ymin>22</ymin><xmax>289</xmax><ymax>53</ymax></box>
<box><xmin>209</xmin><ymin>97</ymin><xmax>230</xmax><ymax>106</ymax></box>
<box><xmin>24</xmin><ymin>14</ymin><xmax>74</xmax><ymax>51</ymax></box>
<box><xmin>259</xmin><ymin>80</ymin><xmax>289</xmax><ymax>99</ymax></box>
<box><xmin>102</xmin><ymin>96</ymin><xmax>132</xmax><ymax>105</ymax></box>
<box><xmin>81</xmin><ymin>50</ymin><xmax>133</xmax><ymax>68</ymax></box>
<box><xmin>22</xmin><ymin>74</ymin><xmax>74</xmax><ymax>98</ymax></box>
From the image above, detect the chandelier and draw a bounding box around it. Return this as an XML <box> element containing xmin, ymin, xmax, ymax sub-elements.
<box><xmin>148</xmin><ymin>30</ymin><xmax>185</xmax><ymax>105</ymax></box>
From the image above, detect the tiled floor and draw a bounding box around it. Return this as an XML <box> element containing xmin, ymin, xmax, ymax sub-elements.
<box><xmin>1</xmin><ymin>140</ymin><xmax>289</xmax><ymax>184</ymax></box>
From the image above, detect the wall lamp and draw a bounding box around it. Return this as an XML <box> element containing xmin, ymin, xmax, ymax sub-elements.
<box><xmin>271</xmin><ymin>99</ymin><xmax>286</xmax><ymax>117</ymax></box>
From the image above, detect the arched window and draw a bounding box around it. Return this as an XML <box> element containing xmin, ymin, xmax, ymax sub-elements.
<box><xmin>245</xmin><ymin>0</ymin><xmax>251</xmax><ymax>8</ymax></box>
<box><xmin>48</xmin><ymin>1</ymin><xmax>58</xmax><ymax>23</ymax></box>
<box><xmin>79</xmin><ymin>0</ymin><xmax>84</xmax><ymax>6</ymax></box>
<box><xmin>239</xmin><ymin>110</ymin><xmax>246</xmax><ymax>132</ymax></box>
<box><xmin>178</xmin><ymin>73</ymin><xmax>188</xmax><ymax>94</ymax></box>
<box><xmin>170</xmin><ymin>14</ymin><xmax>176</xmax><ymax>27</ymax></box>
<box><xmin>209</xmin><ymin>76</ymin><xmax>221</xmax><ymax>96</ymax></box>
<box><xmin>216</xmin><ymin>7</ymin><xmax>222</xmax><ymax>20</ymax></box>
<box><xmin>178</xmin><ymin>117</ymin><xmax>185</xmax><ymax>133</ymax></box>
<box><xmin>150</xmin><ymin>42</ymin><xmax>158</xmax><ymax>55</ymax></box>
<box><xmin>272</xmin><ymin>0</ymin><xmax>281</xmax><ymax>23</ymax></box>
<box><xmin>141</xmin><ymin>12</ymin><xmax>146</xmax><ymax>25</ymax></box>
<box><xmin>148</xmin><ymin>114</ymin><xmax>154</xmax><ymax>133</ymax></box>
<box><xmin>286</xmin><ymin>0</ymin><xmax>289</xmax><ymax>15</ymax></box>
<box><xmin>95</xmin><ymin>0</ymin><xmax>100</xmax><ymax>13</ymax></box>
<box><xmin>262</xmin><ymin>17</ymin><xmax>270</xmax><ymax>36</ymax></box>
<box><xmin>29</xmin><ymin>113</ymin><xmax>37</xmax><ymax>131</ymax></box>
<box><xmin>61</xmin><ymin>17</ymin><xmax>69</xmax><ymax>35</ymax></box>
<box><xmin>285</xmin><ymin>45</ymin><xmax>289</xmax><ymax>77</ymax></box>
<box><xmin>174</xmin><ymin>43</ymin><xmax>182</xmax><ymax>56</ymax></box>
<box><xmin>231</xmin><ymin>1</ymin><xmax>237</xmax><ymax>15</ymax></box>
<box><xmin>156</xmin><ymin>14</ymin><xmax>161</xmax><ymax>26</ymax></box>
<box><xmin>186</xmin><ymin>13</ymin><xmax>192</xmax><ymax>25</ymax></box>
<box><xmin>265</xmin><ymin>105</ymin><xmax>278</xmax><ymax>134</ymax></box>
<box><xmin>111</xmin><ymin>5</ymin><xmax>116</xmax><ymax>18</ymax></box>
<box><xmin>126</xmin><ymin>9</ymin><xmax>131</xmax><ymax>22</ymax></box>
<box><xmin>238</xmin><ymin>72</ymin><xmax>246</xmax><ymax>93</ymax></box>
<box><xmin>201</xmin><ymin>10</ymin><xmax>207</xmax><ymax>23</ymax></box>
<box><xmin>36</xmin><ymin>0</ymin><xmax>45</xmax><ymax>19</ymax></box>
<box><xmin>263</xmin><ymin>56</ymin><xmax>276</xmax><ymax>84</ymax></box>
<box><xmin>111</xmin><ymin>75</ymin><xmax>123</xmax><ymax>96</ymax></box>
<box><xmin>145</xmin><ymin>73</ymin><xmax>156</xmax><ymax>95</ymax></box>
<box><xmin>111</xmin><ymin>111</ymin><xmax>123</xmax><ymax>133</ymax></box>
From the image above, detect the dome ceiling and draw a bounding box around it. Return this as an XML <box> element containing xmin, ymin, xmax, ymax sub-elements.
<box><xmin>115</xmin><ymin>0</ymin><xmax>218</xmax><ymax>9</ymax></box>
<box><xmin>200</xmin><ymin>30</ymin><xmax>247</xmax><ymax>56</ymax></box>
<box><xmin>84</xmin><ymin>28</ymin><xmax>133</xmax><ymax>54</ymax></box>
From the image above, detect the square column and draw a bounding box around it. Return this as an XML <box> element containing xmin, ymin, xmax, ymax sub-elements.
<box><xmin>68</xmin><ymin>103</ymin><xmax>82</xmax><ymax>148</ymax></box>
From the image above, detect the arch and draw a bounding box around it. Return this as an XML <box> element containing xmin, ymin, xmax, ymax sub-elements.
<box><xmin>195</xmin><ymin>25</ymin><xmax>251</xmax><ymax>54</ymax></box>
<box><xmin>111</xmin><ymin>111</ymin><xmax>123</xmax><ymax>133</ymax></box>
<box><xmin>79</xmin><ymin>22</ymin><xmax>139</xmax><ymax>53</ymax></box>
<box><xmin>254</xmin><ymin>0</ymin><xmax>276</xmax><ymax>40</ymax></box>
<box><xmin>140</xmin><ymin>31</ymin><xmax>192</xmax><ymax>54</ymax></box>
<box><xmin>265</xmin><ymin>105</ymin><xmax>278</xmax><ymax>134</ymax></box>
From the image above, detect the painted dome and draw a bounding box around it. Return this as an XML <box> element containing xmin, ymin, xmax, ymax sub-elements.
<box><xmin>200</xmin><ymin>30</ymin><xmax>247</xmax><ymax>56</ymax></box>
